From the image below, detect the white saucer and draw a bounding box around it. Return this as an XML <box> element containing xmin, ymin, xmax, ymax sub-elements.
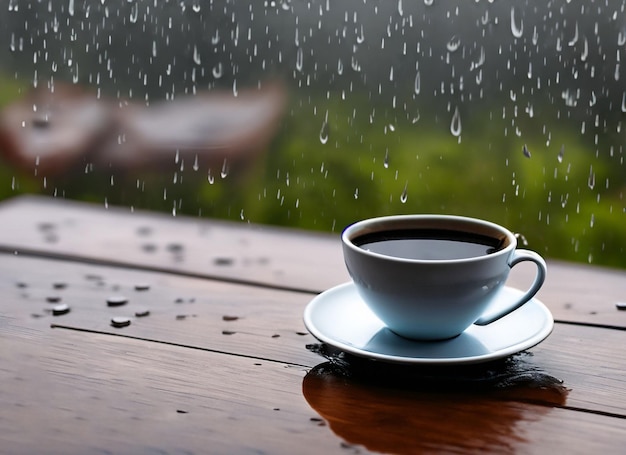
<box><xmin>303</xmin><ymin>282</ymin><xmax>554</xmax><ymax>365</ymax></box>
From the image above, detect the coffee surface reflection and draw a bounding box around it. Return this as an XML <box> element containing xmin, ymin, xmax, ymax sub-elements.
<box><xmin>354</xmin><ymin>228</ymin><xmax>505</xmax><ymax>260</ymax></box>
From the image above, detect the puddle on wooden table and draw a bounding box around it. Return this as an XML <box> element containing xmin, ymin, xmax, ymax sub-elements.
<box><xmin>303</xmin><ymin>343</ymin><xmax>568</xmax><ymax>454</ymax></box>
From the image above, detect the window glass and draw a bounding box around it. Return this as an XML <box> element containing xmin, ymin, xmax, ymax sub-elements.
<box><xmin>0</xmin><ymin>1</ymin><xmax>624</xmax><ymax>268</ymax></box>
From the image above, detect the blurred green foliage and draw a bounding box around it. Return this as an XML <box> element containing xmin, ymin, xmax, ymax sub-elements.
<box><xmin>1</xmin><ymin>82</ymin><xmax>624</xmax><ymax>269</ymax></box>
<box><xmin>218</xmin><ymin>94</ymin><xmax>626</xmax><ymax>269</ymax></box>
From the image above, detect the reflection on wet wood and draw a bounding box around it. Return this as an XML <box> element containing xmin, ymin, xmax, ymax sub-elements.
<box><xmin>302</xmin><ymin>363</ymin><xmax>624</xmax><ymax>454</ymax></box>
<box><xmin>1</xmin><ymin>196</ymin><xmax>626</xmax><ymax>453</ymax></box>
<box><xmin>303</xmin><ymin>363</ymin><xmax>559</xmax><ymax>454</ymax></box>
<box><xmin>2</xmin><ymin>307</ymin><xmax>625</xmax><ymax>454</ymax></box>
<box><xmin>2</xmin><ymin>252</ymin><xmax>626</xmax><ymax>418</ymax></box>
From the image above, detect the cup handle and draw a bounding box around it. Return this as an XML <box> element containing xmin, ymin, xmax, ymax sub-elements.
<box><xmin>474</xmin><ymin>249</ymin><xmax>547</xmax><ymax>326</ymax></box>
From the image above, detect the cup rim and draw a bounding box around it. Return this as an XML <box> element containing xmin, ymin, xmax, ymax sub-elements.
<box><xmin>342</xmin><ymin>214</ymin><xmax>517</xmax><ymax>264</ymax></box>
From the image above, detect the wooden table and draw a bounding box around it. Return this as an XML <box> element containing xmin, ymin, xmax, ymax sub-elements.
<box><xmin>0</xmin><ymin>195</ymin><xmax>625</xmax><ymax>454</ymax></box>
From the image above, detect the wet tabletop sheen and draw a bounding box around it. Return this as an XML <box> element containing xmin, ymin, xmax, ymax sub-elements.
<box><xmin>0</xmin><ymin>196</ymin><xmax>625</xmax><ymax>454</ymax></box>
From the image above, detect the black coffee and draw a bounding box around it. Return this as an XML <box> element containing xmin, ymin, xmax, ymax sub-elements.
<box><xmin>354</xmin><ymin>228</ymin><xmax>506</xmax><ymax>260</ymax></box>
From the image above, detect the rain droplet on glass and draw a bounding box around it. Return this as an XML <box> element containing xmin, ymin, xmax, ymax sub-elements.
<box><xmin>587</xmin><ymin>165</ymin><xmax>595</xmax><ymax>189</ymax></box>
<box><xmin>212</xmin><ymin>62</ymin><xmax>223</xmax><ymax>79</ymax></box>
<box><xmin>581</xmin><ymin>36</ymin><xmax>589</xmax><ymax>61</ymax></box>
<box><xmin>568</xmin><ymin>22</ymin><xmax>579</xmax><ymax>47</ymax></box>
<box><xmin>400</xmin><ymin>182</ymin><xmax>408</xmax><ymax>203</ymax></box>
<box><xmin>510</xmin><ymin>6</ymin><xmax>523</xmax><ymax>38</ymax></box>
<box><xmin>450</xmin><ymin>106</ymin><xmax>461</xmax><ymax>137</ymax></box>
<box><xmin>414</xmin><ymin>71</ymin><xmax>421</xmax><ymax>95</ymax></box>
<box><xmin>130</xmin><ymin>3</ymin><xmax>138</xmax><ymax>23</ymax></box>
<box><xmin>220</xmin><ymin>159</ymin><xmax>229</xmax><ymax>178</ymax></box>
<box><xmin>515</xmin><ymin>233</ymin><xmax>529</xmax><ymax>246</ymax></box>
<box><xmin>319</xmin><ymin>113</ymin><xmax>329</xmax><ymax>145</ymax></box>
<box><xmin>446</xmin><ymin>35</ymin><xmax>461</xmax><ymax>53</ymax></box>
<box><xmin>619</xmin><ymin>26</ymin><xmax>626</xmax><ymax>46</ymax></box>
<box><xmin>296</xmin><ymin>47</ymin><xmax>303</xmax><ymax>72</ymax></box>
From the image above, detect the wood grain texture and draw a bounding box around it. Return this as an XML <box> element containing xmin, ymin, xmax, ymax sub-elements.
<box><xmin>0</xmin><ymin>195</ymin><xmax>348</xmax><ymax>293</ymax></box>
<box><xmin>1</xmin><ymin>322</ymin><xmax>625</xmax><ymax>454</ymax></box>
<box><xmin>0</xmin><ymin>325</ymin><xmax>328</xmax><ymax>455</ymax></box>
<box><xmin>0</xmin><ymin>196</ymin><xmax>625</xmax><ymax>327</ymax></box>
<box><xmin>1</xmin><ymin>196</ymin><xmax>626</xmax><ymax>453</ymax></box>
<box><xmin>2</xmin><ymin>253</ymin><xmax>626</xmax><ymax>418</ymax></box>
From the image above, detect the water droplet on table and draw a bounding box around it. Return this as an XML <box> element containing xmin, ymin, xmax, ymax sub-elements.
<box><xmin>135</xmin><ymin>308</ymin><xmax>151</xmax><ymax>317</ymax></box>
<box><xmin>111</xmin><ymin>316</ymin><xmax>131</xmax><ymax>328</ymax></box>
<box><xmin>52</xmin><ymin>304</ymin><xmax>70</xmax><ymax>316</ymax></box>
<box><xmin>107</xmin><ymin>296</ymin><xmax>129</xmax><ymax>307</ymax></box>
<box><xmin>214</xmin><ymin>257</ymin><xmax>234</xmax><ymax>266</ymax></box>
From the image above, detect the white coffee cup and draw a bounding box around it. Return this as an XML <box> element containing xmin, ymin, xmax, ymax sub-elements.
<box><xmin>341</xmin><ymin>215</ymin><xmax>547</xmax><ymax>340</ymax></box>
